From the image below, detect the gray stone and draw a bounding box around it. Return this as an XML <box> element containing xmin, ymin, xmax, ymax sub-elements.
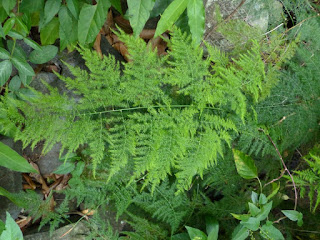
<box><xmin>24</xmin><ymin>221</ymin><xmax>89</xmax><ymax>240</ymax></box>
<box><xmin>0</xmin><ymin>138</ymin><xmax>22</xmax><ymax>222</ymax></box>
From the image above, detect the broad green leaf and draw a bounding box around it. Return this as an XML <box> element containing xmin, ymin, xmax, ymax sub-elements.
<box><xmin>206</xmin><ymin>217</ymin><xmax>219</xmax><ymax>240</ymax></box>
<box><xmin>11</xmin><ymin>57</ymin><xmax>35</xmax><ymax>76</ymax></box>
<box><xmin>3</xmin><ymin>17</ymin><xmax>15</xmax><ymax>35</ymax></box>
<box><xmin>40</xmin><ymin>17</ymin><xmax>59</xmax><ymax>45</ymax></box>
<box><xmin>0</xmin><ymin>23</ymin><xmax>4</xmax><ymax>38</ymax></box>
<box><xmin>2</xmin><ymin>0</ymin><xmax>16</xmax><ymax>15</ymax></box>
<box><xmin>53</xmin><ymin>161</ymin><xmax>75</xmax><ymax>174</ymax></box>
<box><xmin>0</xmin><ymin>142</ymin><xmax>37</xmax><ymax>172</ymax></box>
<box><xmin>185</xmin><ymin>226</ymin><xmax>207</xmax><ymax>240</ymax></box>
<box><xmin>260</xmin><ymin>222</ymin><xmax>284</xmax><ymax>240</ymax></box>
<box><xmin>15</xmin><ymin>16</ymin><xmax>29</xmax><ymax>35</ymax></box>
<box><xmin>251</xmin><ymin>191</ymin><xmax>259</xmax><ymax>204</ymax></box>
<box><xmin>110</xmin><ymin>0</ymin><xmax>123</xmax><ymax>14</ymax></box>
<box><xmin>233</xmin><ymin>149</ymin><xmax>258</xmax><ymax>179</ymax></box>
<box><xmin>78</xmin><ymin>1</ymin><xmax>110</xmax><ymax>45</ymax></box>
<box><xmin>256</xmin><ymin>201</ymin><xmax>273</xmax><ymax>221</ymax></box>
<box><xmin>259</xmin><ymin>193</ymin><xmax>268</xmax><ymax>205</ymax></box>
<box><xmin>240</xmin><ymin>217</ymin><xmax>260</xmax><ymax>231</ymax></box>
<box><xmin>154</xmin><ymin>0</ymin><xmax>189</xmax><ymax>37</ymax></box>
<box><xmin>0</xmin><ymin>47</ymin><xmax>10</xmax><ymax>59</ymax></box>
<box><xmin>231</xmin><ymin>225</ymin><xmax>249</xmax><ymax>240</ymax></box>
<box><xmin>20</xmin><ymin>0</ymin><xmax>44</xmax><ymax>14</ymax></box>
<box><xmin>0</xmin><ymin>187</ymin><xmax>21</xmax><ymax>206</ymax></box>
<box><xmin>0</xmin><ymin>212</ymin><xmax>23</xmax><ymax>240</ymax></box>
<box><xmin>66</xmin><ymin>0</ymin><xmax>80</xmax><ymax>19</ymax></box>
<box><xmin>7</xmin><ymin>40</ymin><xmax>27</xmax><ymax>60</ymax></box>
<box><xmin>248</xmin><ymin>202</ymin><xmax>261</xmax><ymax>216</ymax></box>
<box><xmin>8</xmin><ymin>75</ymin><xmax>21</xmax><ymax>91</ymax></box>
<box><xmin>187</xmin><ymin>0</ymin><xmax>205</xmax><ymax>45</ymax></box>
<box><xmin>7</xmin><ymin>30</ymin><xmax>24</xmax><ymax>39</ymax></box>
<box><xmin>127</xmin><ymin>0</ymin><xmax>155</xmax><ymax>37</ymax></box>
<box><xmin>175</xmin><ymin>9</ymin><xmax>189</xmax><ymax>33</ymax></box>
<box><xmin>0</xmin><ymin>60</ymin><xmax>12</xmax><ymax>86</ymax></box>
<box><xmin>23</xmin><ymin>37</ymin><xmax>42</xmax><ymax>50</ymax></box>
<box><xmin>59</xmin><ymin>6</ymin><xmax>77</xmax><ymax>50</ymax></box>
<box><xmin>150</xmin><ymin>0</ymin><xmax>173</xmax><ymax>18</ymax></box>
<box><xmin>281</xmin><ymin>210</ymin><xmax>303</xmax><ymax>226</ymax></box>
<box><xmin>40</xmin><ymin>0</ymin><xmax>62</xmax><ymax>29</ymax></box>
<box><xmin>29</xmin><ymin>45</ymin><xmax>58</xmax><ymax>64</ymax></box>
<box><xmin>0</xmin><ymin>3</ymin><xmax>8</xmax><ymax>22</ymax></box>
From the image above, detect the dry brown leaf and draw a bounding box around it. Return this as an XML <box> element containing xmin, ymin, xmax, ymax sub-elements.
<box><xmin>93</xmin><ymin>32</ymin><xmax>102</xmax><ymax>58</ymax></box>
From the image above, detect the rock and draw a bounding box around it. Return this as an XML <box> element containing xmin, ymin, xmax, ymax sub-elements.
<box><xmin>24</xmin><ymin>221</ymin><xmax>89</xmax><ymax>240</ymax></box>
<box><xmin>0</xmin><ymin>138</ymin><xmax>22</xmax><ymax>221</ymax></box>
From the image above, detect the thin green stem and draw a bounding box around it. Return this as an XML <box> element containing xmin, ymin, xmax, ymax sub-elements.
<box><xmin>257</xmin><ymin>177</ymin><xmax>263</xmax><ymax>194</ymax></box>
<box><xmin>10</xmin><ymin>39</ymin><xmax>16</xmax><ymax>58</ymax></box>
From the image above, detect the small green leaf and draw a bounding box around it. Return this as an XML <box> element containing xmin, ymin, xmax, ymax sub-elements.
<box><xmin>248</xmin><ymin>202</ymin><xmax>261</xmax><ymax>216</ymax></box>
<box><xmin>40</xmin><ymin>17</ymin><xmax>60</xmax><ymax>45</ymax></box>
<box><xmin>256</xmin><ymin>201</ymin><xmax>273</xmax><ymax>221</ymax></box>
<box><xmin>11</xmin><ymin>56</ymin><xmax>35</xmax><ymax>76</ymax></box>
<box><xmin>260</xmin><ymin>221</ymin><xmax>284</xmax><ymax>240</ymax></box>
<box><xmin>53</xmin><ymin>161</ymin><xmax>75</xmax><ymax>174</ymax></box>
<box><xmin>231</xmin><ymin>225</ymin><xmax>249</xmax><ymax>240</ymax></box>
<box><xmin>185</xmin><ymin>226</ymin><xmax>207</xmax><ymax>240</ymax></box>
<box><xmin>187</xmin><ymin>0</ymin><xmax>205</xmax><ymax>45</ymax></box>
<box><xmin>20</xmin><ymin>0</ymin><xmax>44</xmax><ymax>14</ymax></box>
<box><xmin>206</xmin><ymin>217</ymin><xmax>219</xmax><ymax>240</ymax></box>
<box><xmin>78</xmin><ymin>1</ymin><xmax>110</xmax><ymax>45</ymax></box>
<box><xmin>19</xmin><ymin>73</ymin><xmax>32</xmax><ymax>86</ymax></box>
<box><xmin>127</xmin><ymin>0</ymin><xmax>155</xmax><ymax>37</ymax></box>
<box><xmin>9</xmin><ymin>75</ymin><xmax>21</xmax><ymax>91</ymax></box>
<box><xmin>3</xmin><ymin>17</ymin><xmax>15</xmax><ymax>35</ymax></box>
<box><xmin>267</xmin><ymin>183</ymin><xmax>280</xmax><ymax>200</ymax></box>
<box><xmin>231</xmin><ymin>213</ymin><xmax>250</xmax><ymax>221</ymax></box>
<box><xmin>0</xmin><ymin>60</ymin><xmax>12</xmax><ymax>86</ymax></box>
<box><xmin>259</xmin><ymin>193</ymin><xmax>268</xmax><ymax>205</ymax></box>
<box><xmin>23</xmin><ymin>37</ymin><xmax>42</xmax><ymax>50</ymax></box>
<box><xmin>0</xmin><ymin>212</ymin><xmax>23</xmax><ymax>240</ymax></box>
<box><xmin>7</xmin><ymin>40</ymin><xmax>27</xmax><ymax>60</ymax></box>
<box><xmin>233</xmin><ymin>149</ymin><xmax>258</xmax><ymax>179</ymax></box>
<box><xmin>240</xmin><ymin>217</ymin><xmax>260</xmax><ymax>231</ymax></box>
<box><xmin>15</xmin><ymin>17</ymin><xmax>29</xmax><ymax>35</ymax></box>
<box><xmin>29</xmin><ymin>45</ymin><xmax>58</xmax><ymax>64</ymax></box>
<box><xmin>7</xmin><ymin>30</ymin><xmax>24</xmax><ymax>40</ymax></box>
<box><xmin>59</xmin><ymin>6</ymin><xmax>78</xmax><ymax>50</ymax></box>
<box><xmin>2</xmin><ymin>0</ymin><xmax>16</xmax><ymax>15</ymax></box>
<box><xmin>66</xmin><ymin>0</ymin><xmax>80</xmax><ymax>19</ymax></box>
<box><xmin>0</xmin><ymin>47</ymin><xmax>10</xmax><ymax>59</ymax></box>
<box><xmin>0</xmin><ymin>142</ymin><xmax>37</xmax><ymax>173</ymax></box>
<box><xmin>0</xmin><ymin>24</ymin><xmax>5</xmax><ymax>38</ymax></box>
<box><xmin>251</xmin><ymin>191</ymin><xmax>259</xmax><ymax>204</ymax></box>
<box><xmin>154</xmin><ymin>0</ymin><xmax>189</xmax><ymax>37</ymax></box>
<box><xmin>40</xmin><ymin>0</ymin><xmax>62</xmax><ymax>29</ymax></box>
<box><xmin>281</xmin><ymin>210</ymin><xmax>303</xmax><ymax>226</ymax></box>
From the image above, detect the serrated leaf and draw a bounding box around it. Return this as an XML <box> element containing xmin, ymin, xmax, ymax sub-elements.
<box><xmin>248</xmin><ymin>202</ymin><xmax>261</xmax><ymax>216</ymax></box>
<box><xmin>0</xmin><ymin>47</ymin><xmax>10</xmax><ymax>59</ymax></box>
<box><xmin>8</xmin><ymin>75</ymin><xmax>21</xmax><ymax>91</ymax></box>
<box><xmin>187</xmin><ymin>0</ymin><xmax>205</xmax><ymax>45</ymax></box>
<box><xmin>23</xmin><ymin>37</ymin><xmax>42</xmax><ymax>50</ymax></box>
<box><xmin>127</xmin><ymin>0</ymin><xmax>155</xmax><ymax>37</ymax></box>
<box><xmin>53</xmin><ymin>161</ymin><xmax>75</xmax><ymax>174</ymax></box>
<box><xmin>233</xmin><ymin>149</ymin><xmax>258</xmax><ymax>179</ymax></box>
<box><xmin>186</xmin><ymin>226</ymin><xmax>207</xmax><ymax>240</ymax></box>
<box><xmin>20</xmin><ymin>0</ymin><xmax>44</xmax><ymax>14</ymax></box>
<box><xmin>29</xmin><ymin>45</ymin><xmax>58</xmax><ymax>64</ymax></box>
<box><xmin>260</xmin><ymin>222</ymin><xmax>284</xmax><ymax>240</ymax></box>
<box><xmin>2</xmin><ymin>0</ymin><xmax>16</xmax><ymax>15</ymax></box>
<box><xmin>78</xmin><ymin>1</ymin><xmax>110</xmax><ymax>45</ymax></box>
<box><xmin>66</xmin><ymin>0</ymin><xmax>80</xmax><ymax>19</ymax></box>
<box><xmin>0</xmin><ymin>212</ymin><xmax>23</xmax><ymax>240</ymax></box>
<box><xmin>40</xmin><ymin>17</ymin><xmax>59</xmax><ymax>45</ymax></box>
<box><xmin>231</xmin><ymin>225</ymin><xmax>249</xmax><ymax>240</ymax></box>
<box><xmin>3</xmin><ymin>17</ymin><xmax>15</xmax><ymax>35</ymax></box>
<box><xmin>0</xmin><ymin>142</ymin><xmax>37</xmax><ymax>173</ymax></box>
<box><xmin>7</xmin><ymin>40</ymin><xmax>27</xmax><ymax>60</ymax></box>
<box><xmin>256</xmin><ymin>201</ymin><xmax>272</xmax><ymax>221</ymax></box>
<box><xmin>240</xmin><ymin>217</ymin><xmax>260</xmax><ymax>231</ymax></box>
<box><xmin>0</xmin><ymin>60</ymin><xmax>12</xmax><ymax>86</ymax></box>
<box><xmin>11</xmin><ymin>56</ymin><xmax>35</xmax><ymax>76</ymax></box>
<box><xmin>154</xmin><ymin>0</ymin><xmax>189</xmax><ymax>37</ymax></box>
<box><xmin>59</xmin><ymin>6</ymin><xmax>77</xmax><ymax>50</ymax></box>
<box><xmin>206</xmin><ymin>217</ymin><xmax>219</xmax><ymax>240</ymax></box>
<box><xmin>40</xmin><ymin>0</ymin><xmax>62</xmax><ymax>29</ymax></box>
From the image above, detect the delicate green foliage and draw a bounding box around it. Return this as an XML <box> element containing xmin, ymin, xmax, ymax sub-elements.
<box><xmin>0</xmin><ymin>142</ymin><xmax>37</xmax><ymax>172</ymax></box>
<box><xmin>0</xmin><ymin>212</ymin><xmax>23</xmax><ymax>240</ymax></box>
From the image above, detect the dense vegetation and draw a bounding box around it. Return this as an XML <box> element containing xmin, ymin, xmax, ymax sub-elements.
<box><xmin>0</xmin><ymin>0</ymin><xmax>319</xmax><ymax>239</ymax></box>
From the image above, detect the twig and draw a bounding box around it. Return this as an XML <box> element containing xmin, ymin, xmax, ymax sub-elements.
<box><xmin>259</xmin><ymin>129</ymin><xmax>298</xmax><ymax>211</ymax></box>
<box><xmin>264</xmin><ymin>170</ymin><xmax>285</xmax><ymax>187</ymax></box>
